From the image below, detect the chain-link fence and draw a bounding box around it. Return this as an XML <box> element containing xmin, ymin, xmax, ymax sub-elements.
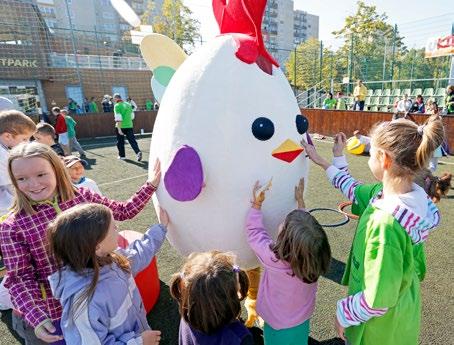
<box><xmin>0</xmin><ymin>0</ymin><xmax>452</xmax><ymax>115</ymax></box>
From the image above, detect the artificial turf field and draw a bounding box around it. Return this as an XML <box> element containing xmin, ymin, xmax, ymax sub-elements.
<box><xmin>1</xmin><ymin>135</ymin><xmax>453</xmax><ymax>345</ymax></box>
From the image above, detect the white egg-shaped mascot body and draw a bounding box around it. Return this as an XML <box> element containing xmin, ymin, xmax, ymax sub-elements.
<box><xmin>149</xmin><ymin>0</ymin><xmax>310</xmax><ymax>269</ymax></box>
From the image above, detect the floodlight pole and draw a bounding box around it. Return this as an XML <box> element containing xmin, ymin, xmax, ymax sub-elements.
<box><xmin>64</xmin><ymin>0</ymin><xmax>86</xmax><ymax>112</ymax></box>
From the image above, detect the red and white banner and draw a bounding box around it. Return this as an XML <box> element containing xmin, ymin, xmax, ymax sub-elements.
<box><xmin>425</xmin><ymin>34</ymin><xmax>454</xmax><ymax>58</ymax></box>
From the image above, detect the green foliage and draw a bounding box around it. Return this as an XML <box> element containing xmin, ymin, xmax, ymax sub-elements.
<box><xmin>153</xmin><ymin>0</ymin><xmax>200</xmax><ymax>48</ymax></box>
<box><xmin>140</xmin><ymin>0</ymin><xmax>155</xmax><ymax>25</ymax></box>
<box><xmin>285</xmin><ymin>0</ymin><xmax>450</xmax><ymax>93</ymax></box>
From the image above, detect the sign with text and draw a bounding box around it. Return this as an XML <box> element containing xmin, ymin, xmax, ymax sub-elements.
<box><xmin>0</xmin><ymin>58</ymin><xmax>39</xmax><ymax>68</ymax></box>
<box><xmin>425</xmin><ymin>35</ymin><xmax>454</xmax><ymax>58</ymax></box>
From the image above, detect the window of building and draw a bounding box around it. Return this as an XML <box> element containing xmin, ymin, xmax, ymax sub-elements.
<box><xmin>112</xmin><ymin>86</ymin><xmax>128</xmax><ymax>100</ymax></box>
<box><xmin>65</xmin><ymin>85</ymin><xmax>83</xmax><ymax>109</ymax></box>
<box><xmin>102</xmin><ymin>11</ymin><xmax>116</xmax><ymax>19</ymax></box>
<box><xmin>45</xmin><ymin>19</ymin><xmax>57</xmax><ymax>28</ymax></box>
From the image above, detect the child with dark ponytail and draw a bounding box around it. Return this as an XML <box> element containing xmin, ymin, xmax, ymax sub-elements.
<box><xmin>170</xmin><ymin>251</ymin><xmax>253</xmax><ymax>345</ymax></box>
<box><xmin>302</xmin><ymin>117</ymin><xmax>444</xmax><ymax>345</ymax></box>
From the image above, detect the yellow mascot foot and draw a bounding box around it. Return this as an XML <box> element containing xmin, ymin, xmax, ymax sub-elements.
<box><xmin>245</xmin><ymin>267</ymin><xmax>263</xmax><ymax>328</ymax></box>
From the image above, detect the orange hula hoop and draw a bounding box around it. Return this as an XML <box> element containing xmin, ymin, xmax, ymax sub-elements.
<box><xmin>338</xmin><ymin>201</ymin><xmax>359</xmax><ymax>220</ymax></box>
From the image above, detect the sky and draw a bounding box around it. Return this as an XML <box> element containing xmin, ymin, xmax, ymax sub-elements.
<box><xmin>183</xmin><ymin>0</ymin><xmax>453</xmax><ymax>50</ymax></box>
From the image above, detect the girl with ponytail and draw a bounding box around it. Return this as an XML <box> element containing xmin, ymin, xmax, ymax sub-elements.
<box><xmin>301</xmin><ymin>118</ymin><xmax>444</xmax><ymax>345</ymax></box>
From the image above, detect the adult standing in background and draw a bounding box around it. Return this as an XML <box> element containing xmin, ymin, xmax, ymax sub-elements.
<box><xmin>322</xmin><ymin>92</ymin><xmax>337</xmax><ymax>109</ymax></box>
<box><xmin>89</xmin><ymin>97</ymin><xmax>99</xmax><ymax>113</ymax></box>
<box><xmin>102</xmin><ymin>95</ymin><xmax>114</xmax><ymax>113</ymax></box>
<box><xmin>113</xmin><ymin>93</ymin><xmax>142</xmax><ymax>161</ymax></box>
<box><xmin>127</xmin><ymin>97</ymin><xmax>138</xmax><ymax>121</ymax></box>
<box><xmin>336</xmin><ymin>92</ymin><xmax>347</xmax><ymax>110</ymax></box>
<box><xmin>68</xmin><ymin>98</ymin><xmax>78</xmax><ymax>115</ymax></box>
<box><xmin>353</xmin><ymin>80</ymin><xmax>367</xmax><ymax>111</ymax></box>
<box><xmin>52</xmin><ymin>106</ymin><xmax>70</xmax><ymax>155</ymax></box>
<box><xmin>446</xmin><ymin>85</ymin><xmax>454</xmax><ymax>114</ymax></box>
<box><xmin>83</xmin><ymin>97</ymin><xmax>90</xmax><ymax>113</ymax></box>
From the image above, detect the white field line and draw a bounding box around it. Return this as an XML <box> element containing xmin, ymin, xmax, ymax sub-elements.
<box><xmin>98</xmin><ymin>173</ymin><xmax>148</xmax><ymax>187</ymax></box>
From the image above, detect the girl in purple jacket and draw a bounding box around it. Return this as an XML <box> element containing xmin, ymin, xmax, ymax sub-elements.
<box><xmin>246</xmin><ymin>178</ymin><xmax>331</xmax><ymax>345</ymax></box>
<box><xmin>48</xmin><ymin>203</ymin><xmax>166</xmax><ymax>345</ymax></box>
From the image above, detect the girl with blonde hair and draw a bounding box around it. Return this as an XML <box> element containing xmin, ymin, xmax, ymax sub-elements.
<box><xmin>302</xmin><ymin>117</ymin><xmax>444</xmax><ymax>345</ymax></box>
<box><xmin>0</xmin><ymin>142</ymin><xmax>161</xmax><ymax>344</ymax></box>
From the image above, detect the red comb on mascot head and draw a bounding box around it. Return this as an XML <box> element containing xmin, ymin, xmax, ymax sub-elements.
<box><xmin>213</xmin><ymin>0</ymin><xmax>279</xmax><ymax>74</ymax></box>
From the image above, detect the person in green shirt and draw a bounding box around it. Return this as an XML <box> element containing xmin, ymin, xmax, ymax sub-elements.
<box><xmin>89</xmin><ymin>97</ymin><xmax>99</xmax><ymax>113</ymax></box>
<box><xmin>322</xmin><ymin>92</ymin><xmax>337</xmax><ymax>110</ymax></box>
<box><xmin>63</xmin><ymin>109</ymin><xmax>86</xmax><ymax>158</ymax></box>
<box><xmin>146</xmin><ymin>99</ymin><xmax>153</xmax><ymax>111</ymax></box>
<box><xmin>336</xmin><ymin>92</ymin><xmax>347</xmax><ymax>110</ymax></box>
<box><xmin>113</xmin><ymin>93</ymin><xmax>142</xmax><ymax>161</ymax></box>
<box><xmin>302</xmin><ymin>116</ymin><xmax>444</xmax><ymax>345</ymax></box>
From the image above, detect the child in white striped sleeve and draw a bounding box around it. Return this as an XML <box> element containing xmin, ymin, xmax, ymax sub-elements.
<box><xmin>301</xmin><ymin>117</ymin><xmax>444</xmax><ymax>345</ymax></box>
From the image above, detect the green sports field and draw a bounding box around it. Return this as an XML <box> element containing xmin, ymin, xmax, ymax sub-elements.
<box><xmin>1</xmin><ymin>135</ymin><xmax>453</xmax><ymax>345</ymax></box>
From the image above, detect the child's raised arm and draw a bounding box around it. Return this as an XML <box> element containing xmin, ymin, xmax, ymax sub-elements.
<box><xmin>301</xmin><ymin>134</ymin><xmax>362</xmax><ymax>204</ymax></box>
<box><xmin>295</xmin><ymin>177</ymin><xmax>305</xmax><ymax>209</ymax></box>
<box><xmin>82</xmin><ymin>159</ymin><xmax>161</xmax><ymax>221</ymax></box>
<box><xmin>119</xmin><ymin>207</ymin><xmax>169</xmax><ymax>276</ymax></box>
<box><xmin>246</xmin><ymin>180</ymin><xmax>275</xmax><ymax>265</ymax></box>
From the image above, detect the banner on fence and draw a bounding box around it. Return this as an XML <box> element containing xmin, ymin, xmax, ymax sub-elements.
<box><xmin>425</xmin><ymin>34</ymin><xmax>454</xmax><ymax>58</ymax></box>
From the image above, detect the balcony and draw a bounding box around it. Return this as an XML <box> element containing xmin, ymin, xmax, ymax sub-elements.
<box><xmin>49</xmin><ymin>53</ymin><xmax>148</xmax><ymax>70</ymax></box>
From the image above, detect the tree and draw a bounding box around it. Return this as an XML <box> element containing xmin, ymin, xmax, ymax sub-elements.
<box><xmin>285</xmin><ymin>38</ymin><xmax>321</xmax><ymax>91</ymax></box>
<box><xmin>153</xmin><ymin>0</ymin><xmax>200</xmax><ymax>48</ymax></box>
<box><xmin>140</xmin><ymin>0</ymin><xmax>155</xmax><ymax>25</ymax></box>
<box><xmin>332</xmin><ymin>1</ymin><xmax>406</xmax><ymax>82</ymax></box>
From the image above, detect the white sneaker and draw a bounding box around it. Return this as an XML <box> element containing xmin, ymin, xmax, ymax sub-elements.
<box><xmin>117</xmin><ymin>156</ymin><xmax>126</xmax><ymax>160</ymax></box>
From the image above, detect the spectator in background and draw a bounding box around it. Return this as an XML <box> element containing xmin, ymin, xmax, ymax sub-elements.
<box><xmin>392</xmin><ymin>97</ymin><xmax>400</xmax><ymax>112</ymax></box>
<box><xmin>336</xmin><ymin>92</ymin><xmax>347</xmax><ymax>110</ymax></box>
<box><xmin>353</xmin><ymin>80</ymin><xmax>367</xmax><ymax>111</ymax></box>
<box><xmin>127</xmin><ymin>97</ymin><xmax>138</xmax><ymax>120</ymax></box>
<box><xmin>83</xmin><ymin>97</ymin><xmax>90</xmax><ymax>113</ymax></box>
<box><xmin>52</xmin><ymin>106</ymin><xmax>69</xmax><ymax>155</ymax></box>
<box><xmin>426</xmin><ymin>98</ymin><xmax>434</xmax><ymax>112</ymax></box>
<box><xmin>146</xmin><ymin>99</ymin><xmax>153</xmax><ymax>111</ymax></box>
<box><xmin>322</xmin><ymin>92</ymin><xmax>337</xmax><ymax>110</ymax></box>
<box><xmin>102</xmin><ymin>95</ymin><xmax>114</xmax><ymax>113</ymax></box>
<box><xmin>393</xmin><ymin>94</ymin><xmax>413</xmax><ymax>120</ymax></box>
<box><xmin>410</xmin><ymin>95</ymin><xmax>425</xmax><ymax>114</ymax></box>
<box><xmin>63</xmin><ymin>155</ymin><xmax>101</xmax><ymax>194</ymax></box>
<box><xmin>113</xmin><ymin>93</ymin><xmax>142</xmax><ymax>161</ymax></box>
<box><xmin>446</xmin><ymin>85</ymin><xmax>454</xmax><ymax>114</ymax></box>
<box><xmin>34</xmin><ymin>123</ymin><xmax>66</xmax><ymax>156</ymax></box>
<box><xmin>63</xmin><ymin>109</ymin><xmax>86</xmax><ymax>158</ymax></box>
<box><xmin>127</xmin><ymin>97</ymin><xmax>138</xmax><ymax>112</ymax></box>
<box><xmin>89</xmin><ymin>97</ymin><xmax>99</xmax><ymax>113</ymax></box>
<box><xmin>68</xmin><ymin>98</ymin><xmax>78</xmax><ymax>115</ymax></box>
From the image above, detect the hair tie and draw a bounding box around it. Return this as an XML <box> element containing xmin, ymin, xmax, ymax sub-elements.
<box><xmin>232</xmin><ymin>265</ymin><xmax>240</xmax><ymax>273</ymax></box>
<box><xmin>417</xmin><ymin>125</ymin><xmax>426</xmax><ymax>136</ymax></box>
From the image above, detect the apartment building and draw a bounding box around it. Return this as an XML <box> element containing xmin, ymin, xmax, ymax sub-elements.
<box><xmin>35</xmin><ymin>0</ymin><xmax>161</xmax><ymax>40</ymax></box>
<box><xmin>262</xmin><ymin>0</ymin><xmax>319</xmax><ymax>66</ymax></box>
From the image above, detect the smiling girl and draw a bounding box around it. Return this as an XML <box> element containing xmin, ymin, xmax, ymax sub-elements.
<box><xmin>0</xmin><ymin>142</ymin><xmax>161</xmax><ymax>344</ymax></box>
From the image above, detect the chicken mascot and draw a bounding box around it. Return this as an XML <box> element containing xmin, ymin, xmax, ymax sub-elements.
<box><xmin>140</xmin><ymin>0</ymin><xmax>311</xmax><ymax>327</ymax></box>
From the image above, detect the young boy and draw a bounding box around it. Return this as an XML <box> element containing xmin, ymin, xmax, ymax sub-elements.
<box><xmin>33</xmin><ymin>123</ymin><xmax>66</xmax><ymax>156</ymax></box>
<box><xmin>63</xmin><ymin>109</ymin><xmax>86</xmax><ymax>158</ymax></box>
<box><xmin>0</xmin><ymin>109</ymin><xmax>36</xmax><ymax>309</ymax></box>
<box><xmin>52</xmin><ymin>106</ymin><xmax>69</xmax><ymax>155</ymax></box>
<box><xmin>64</xmin><ymin>155</ymin><xmax>101</xmax><ymax>194</ymax></box>
<box><xmin>0</xmin><ymin>110</ymin><xmax>36</xmax><ymax>216</ymax></box>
